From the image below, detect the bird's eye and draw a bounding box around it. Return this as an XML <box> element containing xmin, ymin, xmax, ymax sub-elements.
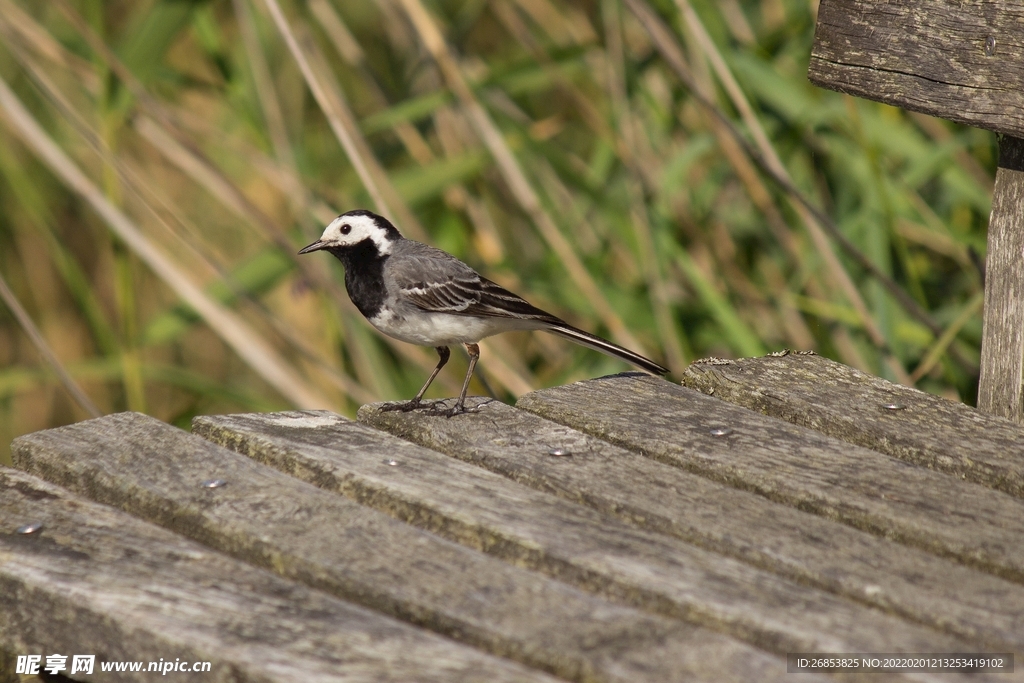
<box><xmin>340</xmin><ymin>224</ymin><xmax>352</xmax><ymax>235</ymax></box>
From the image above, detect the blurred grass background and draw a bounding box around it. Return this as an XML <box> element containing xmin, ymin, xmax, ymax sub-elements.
<box><xmin>0</xmin><ymin>0</ymin><xmax>993</xmax><ymax>464</ymax></box>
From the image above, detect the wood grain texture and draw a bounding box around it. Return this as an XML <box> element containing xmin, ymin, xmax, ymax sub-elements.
<box><xmin>0</xmin><ymin>649</ymin><xmax>16</xmax><ymax>683</ymax></box>
<box><xmin>193</xmin><ymin>410</ymin><xmax>985</xmax><ymax>674</ymax></box>
<box><xmin>808</xmin><ymin>0</ymin><xmax>1024</xmax><ymax>137</ymax></box>
<box><xmin>978</xmin><ymin>137</ymin><xmax>1024</xmax><ymax>422</ymax></box>
<box><xmin>11</xmin><ymin>413</ymin><xmax>798</xmax><ymax>683</ymax></box>
<box><xmin>0</xmin><ymin>467</ymin><xmax>549</xmax><ymax>683</ymax></box>
<box><xmin>359</xmin><ymin>397</ymin><xmax>1024</xmax><ymax>651</ymax></box>
<box><xmin>0</xmin><ymin>651</ymin><xmax>22</xmax><ymax>683</ymax></box>
<box><xmin>682</xmin><ymin>352</ymin><xmax>1024</xmax><ymax>493</ymax></box>
<box><xmin>516</xmin><ymin>374</ymin><xmax>1024</xmax><ymax>584</ymax></box>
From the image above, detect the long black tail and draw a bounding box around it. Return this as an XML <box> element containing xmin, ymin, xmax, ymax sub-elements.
<box><xmin>545</xmin><ymin>323</ymin><xmax>668</xmax><ymax>375</ymax></box>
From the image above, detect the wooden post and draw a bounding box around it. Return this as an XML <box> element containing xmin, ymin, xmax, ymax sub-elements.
<box><xmin>978</xmin><ymin>137</ymin><xmax>1024</xmax><ymax>421</ymax></box>
<box><xmin>808</xmin><ymin>0</ymin><xmax>1024</xmax><ymax>421</ymax></box>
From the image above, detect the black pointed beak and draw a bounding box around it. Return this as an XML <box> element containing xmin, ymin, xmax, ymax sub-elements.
<box><xmin>298</xmin><ymin>239</ymin><xmax>327</xmax><ymax>255</ymax></box>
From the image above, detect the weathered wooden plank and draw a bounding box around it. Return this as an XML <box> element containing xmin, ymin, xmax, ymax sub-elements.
<box><xmin>516</xmin><ymin>374</ymin><xmax>1024</xmax><ymax>584</ymax></box>
<box><xmin>0</xmin><ymin>467</ymin><xmax>551</xmax><ymax>683</ymax></box>
<box><xmin>359</xmin><ymin>397</ymin><xmax>1024</xmax><ymax>651</ymax></box>
<box><xmin>808</xmin><ymin>0</ymin><xmax>1024</xmax><ymax>138</ymax></box>
<box><xmin>191</xmin><ymin>411</ymin><xmax>990</xmax><ymax>677</ymax></box>
<box><xmin>978</xmin><ymin>137</ymin><xmax>1024</xmax><ymax>423</ymax></box>
<box><xmin>0</xmin><ymin>650</ymin><xmax>14</xmax><ymax>683</ymax></box>
<box><xmin>682</xmin><ymin>352</ymin><xmax>1024</xmax><ymax>494</ymax></box>
<box><xmin>11</xmin><ymin>413</ymin><xmax>803</xmax><ymax>683</ymax></box>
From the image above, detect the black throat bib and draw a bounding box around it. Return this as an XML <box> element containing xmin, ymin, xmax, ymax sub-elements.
<box><xmin>327</xmin><ymin>239</ymin><xmax>388</xmax><ymax>319</ymax></box>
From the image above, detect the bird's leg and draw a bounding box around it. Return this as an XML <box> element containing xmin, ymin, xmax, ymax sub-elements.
<box><xmin>381</xmin><ymin>346</ymin><xmax>450</xmax><ymax>412</ymax></box>
<box><xmin>442</xmin><ymin>343</ymin><xmax>480</xmax><ymax>417</ymax></box>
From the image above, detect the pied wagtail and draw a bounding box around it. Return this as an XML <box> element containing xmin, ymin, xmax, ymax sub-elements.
<box><xmin>299</xmin><ymin>209</ymin><xmax>668</xmax><ymax>416</ymax></box>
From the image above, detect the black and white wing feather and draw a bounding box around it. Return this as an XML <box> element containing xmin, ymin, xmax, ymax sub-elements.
<box><xmin>392</xmin><ymin>242</ymin><xmax>555</xmax><ymax>321</ymax></box>
<box><xmin>389</xmin><ymin>241</ymin><xmax>668</xmax><ymax>375</ymax></box>
<box><xmin>404</xmin><ymin>275</ymin><xmax>556</xmax><ymax>320</ymax></box>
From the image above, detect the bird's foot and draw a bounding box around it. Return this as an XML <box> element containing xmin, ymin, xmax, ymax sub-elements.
<box><xmin>426</xmin><ymin>398</ymin><xmax>485</xmax><ymax>418</ymax></box>
<box><xmin>379</xmin><ymin>398</ymin><xmax>432</xmax><ymax>413</ymax></box>
<box><xmin>439</xmin><ymin>401</ymin><xmax>468</xmax><ymax>418</ymax></box>
<box><xmin>380</xmin><ymin>397</ymin><xmax>489</xmax><ymax>417</ymax></box>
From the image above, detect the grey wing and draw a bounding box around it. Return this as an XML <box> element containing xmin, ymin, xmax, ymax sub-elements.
<box><xmin>390</xmin><ymin>243</ymin><xmax>557</xmax><ymax>321</ymax></box>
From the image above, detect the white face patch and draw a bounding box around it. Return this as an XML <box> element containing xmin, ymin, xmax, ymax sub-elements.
<box><xmin>319</xmin><ymin>214</ymin><xmax>393</xmax><ymax>254</ymax></box>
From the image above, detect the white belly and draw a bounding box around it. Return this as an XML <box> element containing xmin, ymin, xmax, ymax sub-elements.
<box><xmin>367</xmin><ymin>309</ymin><xmax>540</xmax><ymax>346</ymax></box>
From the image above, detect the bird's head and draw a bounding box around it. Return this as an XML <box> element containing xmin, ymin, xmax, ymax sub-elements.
<box><xmin>298</xmin><ymin>209</ymin><xmax>402</xmax><ymax>256</ymax></box>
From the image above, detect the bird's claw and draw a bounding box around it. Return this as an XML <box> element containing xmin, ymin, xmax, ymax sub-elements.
<box><xmin>439</xmin><ymin>403</ymin><xmax>468</xmax><ymax>418</ymax></box>
<box><xmin>379</xmin><ymin>398</ymin><xmax>477</xmax><ymax>417</ymax></box>
<box><xmin>427</xmin><ymin>399</ymin><xmax>473</xmax><ymax>418</ymax></box>
<box><xmin>380</xmin><ymin>399</ymin><xmax>428</xmax><ymax>413</ymax></box>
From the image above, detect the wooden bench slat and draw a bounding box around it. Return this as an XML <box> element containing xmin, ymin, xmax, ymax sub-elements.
<box><xmin>808</xmin><ymin>0</ymin><xmax>1024</xmax><ymax>138</ymax></box>
<box><xmin>359</xmin><ymin>397</ymin><xmax>1024</xmax><ymax>651</ymax></box>
<box><xmin>11</xmin><ymin>413</ymin><xmax>800</xmax><ymax>683</ymax></box>
<box><xmin>190</xmin><ymin>410</ymin><xmax>983</xmax><ymax>669</ymax></box>
<box><xmin>0</xmin><ymin>467</ymin><xmax>550</xmax><ymax>683</ymax></box>
<box><xmin>516</xmin><ymin>374</ymin><xmax>1024</xmax><ymax>584</ymax></box>
<box><xmin>682</xmin><ymin>353</ymin><xmax>1024</xmax><ymax>493</ymax></box>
